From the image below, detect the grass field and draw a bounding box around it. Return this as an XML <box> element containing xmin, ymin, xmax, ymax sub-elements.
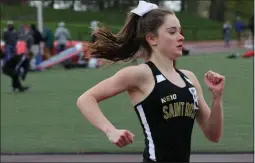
<box><xmin>1</xmin><ymin>53</ymin><xmax>253</xmax><ymax>153</ymax></box>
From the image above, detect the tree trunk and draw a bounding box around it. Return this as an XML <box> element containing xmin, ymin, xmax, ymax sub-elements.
<box><xmin>96</xmin><ymin>0</ymin><xmax>105</xmax><ymax>11</ymax></box>
<box><xmin>209</xmin><ymin>0</ymin><xmax>226</xmax><ymax>22</ymax></box>
<box><xmin>49</xmin><ymin>0</ymin><xmax>54</xmax><ymax>8</ymax></box>
<box><xmin>181</xmin><ymin>0</ymin><xmax>185</xmax><ymax>11</ymax></box>
<box><xmin>70</xmin><ymin>0</ymin><xmax>75</xmax><ymax>10</ymax></box>
<box><xmin>217</xmin><ymin>1</ymin><xmax>226</xmax><ymax>22</ymax></box>
<box><xmin>209</xmin><ymin>0</ymin><xmax>217</xmax><ymax>20</ymax></box>
<box><xmin>112</xmin><ymin>0</ymin><xmax>120</xmax><ymax>9</ymax></box>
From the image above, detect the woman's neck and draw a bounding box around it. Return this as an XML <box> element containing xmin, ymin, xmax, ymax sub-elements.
<box><xmin>149</xmin><ymin>52</ymin><xmax>175</xmax><ymax>73</ymax></box>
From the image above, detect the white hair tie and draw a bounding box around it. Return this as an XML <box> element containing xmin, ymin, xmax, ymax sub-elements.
<box><xmin>131</xmin><ymin>1</ymin><xmax>158</xmax><ymax>16</ymax></box>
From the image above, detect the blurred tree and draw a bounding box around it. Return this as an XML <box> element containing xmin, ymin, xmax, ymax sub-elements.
<box><xmin>112</xmin><ymin>0</ymin><xmax>120</xmax><ymax>9</ymax></box>
<box><xmin>149</xmin><ymin>0</ymin><xmax>161</xmax><ymax>5</ymax></box>
<box><xmin>1</xmin><ymin>0</ymin><xmax>20</xmax><ymax>5</ymax></box>
<box><xmin>196</xmin><ymin>1</ymin><xmax>211</xmax><ymax>18</ymax></box>
<box><xmin>70</xmin><ymin>0</ymin><xmax>75</xmax><ymax>10</ymax></box>
<box><xmin>49</xmin><ymin>0</ymin><xmax>54</xmax><ymax>8</ymax></box>
<box><xmin>209</xmin><ymin>0</ymin><xmax>226</xmax><ymax>22</ymax></box>
<box><xmin>131</xmin><ymin>0</ymin><xmax>139</xmax><ymax>6</ymax></box>
<box><xmin>117</xmin><ymin>0</ymin><xmax>137</xmax><ymax>11</ymax></box>
<box><xmin>181</xmin><ymin>0</ymin><xmax>185</xmax><ymax>11</ymax></box>
<box><xmin>186</xmin><ymin>0</ymin><xmax>198</xmax><ymax>14</ymax></box>
<box><xmin>97</xmin><ymin>0</ymin><xmax>105</xmax><ymax>11</ymax></box>
<box><xmin>225</xmin><ymin>0</ymin><xmax>253</xmax><ymax>20</ymax></box>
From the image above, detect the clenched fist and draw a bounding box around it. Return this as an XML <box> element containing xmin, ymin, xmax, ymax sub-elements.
<box><xmin>106</xmin><ymin>129</ymin><xmax>135</xmax><ymax>148</ymax></box>
<box><xmin>204</xmin><ymin>70</ymin><xmax>225</xmax><ymax>97</ymax></box>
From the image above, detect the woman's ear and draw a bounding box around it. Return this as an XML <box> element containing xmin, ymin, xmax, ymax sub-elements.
<box><xmin>145</xmin><ymin>33</ymin><xmax>157</xmax><ymax>46</ymax></box>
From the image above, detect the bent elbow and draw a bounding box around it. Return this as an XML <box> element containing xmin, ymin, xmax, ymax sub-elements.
<box><xmin>76</xmin><ymin>96</ymin><xmax>82</xmax><ymax>109</ymax></box>
<box><xmin>76</xmin><ymin>94</ymin><xmax>87</xmax><ymax>109</ymax></box>
<box><xmin>76</xmin><ymin>93</ymin><xmax>95</xmax><ymax>110</ymax></box>
<box><xmin>209</xmin><ymin>137</ymin><xmax>220</xmax><ymax>143</ymax></box>
<box><xmin>207</xmin><ymin>133</ymin><xmax>222</xmax><ymax>143</ymax></box>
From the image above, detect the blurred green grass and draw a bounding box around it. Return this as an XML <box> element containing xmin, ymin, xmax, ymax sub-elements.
<box><xmin>1</xmin><ymin>52</ymin><xmax>253</xmax><ymax>153</ymax></box>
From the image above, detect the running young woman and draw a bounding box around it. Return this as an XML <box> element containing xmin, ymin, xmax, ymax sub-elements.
<box><xmin>77</xmin><ymin>1</ymin><xmax>224</xmax><ymax>162</ymax></box>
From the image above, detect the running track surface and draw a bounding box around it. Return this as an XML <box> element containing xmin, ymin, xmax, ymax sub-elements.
<box><xmin>1</xmin><ymin>40</ymin><xmax>253</xmax><ymax>162</ymax></box>
<box><xmin>1</xmin><ymin>153</ymin><xmax>254</xmax><ymax>162</ymax></box>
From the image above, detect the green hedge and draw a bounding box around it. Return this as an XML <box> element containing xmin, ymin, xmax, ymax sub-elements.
<box><xmin>1</xmin><ymin>5</ymin><xmax>236</xmax><ymax>41</ymax></box>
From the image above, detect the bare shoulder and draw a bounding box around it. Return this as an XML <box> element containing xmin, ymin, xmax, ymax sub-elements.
<box><xmin>179</xmin><ymin>69</ymin><xmax>203</xmax><ymax>93</ymax></box>
<box><xmin>117</xmin><ymin>63</ymin><xmax>150</xmax><ymax>74</ymax></box>
<box><xmin>179</xmin><ymin>69</ymin><xmax>197</xmax><ymax>80</ymax></box>
<box><xmin>114</xmin><ymin>63</ymin><xmax>151</xmax><ymax>83</ymax></box>
<box><xmin>79</xmin><ymin>63</ymin><xmax>152</xmax><ymax>103</ymax></box>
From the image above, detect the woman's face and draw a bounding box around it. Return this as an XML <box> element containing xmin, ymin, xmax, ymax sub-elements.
<box><xmin>148</xmin><ymin>14</ymin><xmax>184</xmax><ymax>60</ymax></box>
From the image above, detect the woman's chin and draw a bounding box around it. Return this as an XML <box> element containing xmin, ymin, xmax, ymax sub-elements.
<box><xmin>172</xmin><ymin>51</ymin><xmax>183</xmax><ymax>59</ymax></box>
<box><xmin>165</xmin><ymin>51</ymin><xmax>183</xmax><ymax>60</ymax></box>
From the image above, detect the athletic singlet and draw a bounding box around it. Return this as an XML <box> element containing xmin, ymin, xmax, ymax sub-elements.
<box><xmin>134</xmin><ymin>61</ymin><xmax>199</xmax><ymax>163</ymax></box>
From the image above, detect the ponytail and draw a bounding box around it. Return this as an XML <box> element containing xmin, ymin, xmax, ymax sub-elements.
<box><xmin>86</xmin><ymin>13</ymin><xmax>141</xmax><ymax>62</ymax></box>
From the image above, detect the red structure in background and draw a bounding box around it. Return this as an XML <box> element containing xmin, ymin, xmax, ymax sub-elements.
<box><xmin>0</xmin><ymin>40</ymin><xmax>89</xmax><ymax>64</ymax></box>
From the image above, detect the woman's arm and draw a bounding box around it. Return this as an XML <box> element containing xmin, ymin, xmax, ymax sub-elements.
<box><xmin>76</xmin><ymin>65</ymin><xmax>145</xmax><ymax>147</ymax></box>
<box><xmin>181</xmin><ymin>70</ymin><xmax>224</xmax><ymax>142</ymax></box>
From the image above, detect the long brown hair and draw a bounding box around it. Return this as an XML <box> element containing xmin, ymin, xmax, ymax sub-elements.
<box><xmin>86</xmin><ymin>8</ymin><xmax>175</xmax><ymax>63</ymax></box>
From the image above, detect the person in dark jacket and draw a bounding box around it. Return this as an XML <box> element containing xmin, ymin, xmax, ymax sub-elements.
<box><xmin>2</xmin><ymin>20</ymin><xmax>18</xmax><ymax>64</ymax></box>
<box><xmin>30</xmin><ymin>24</ymin><xmax>44</xmax><ymax>67</ymax></box>
<box><xmin>2</xmin><ymin>52</ymin><xmax>33</xmax><ymax>92</ymax></box>
<box><xmin>0</xmin><ymin>48</ymin><xmax>5</xmax><ymax>60</ymax></box>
